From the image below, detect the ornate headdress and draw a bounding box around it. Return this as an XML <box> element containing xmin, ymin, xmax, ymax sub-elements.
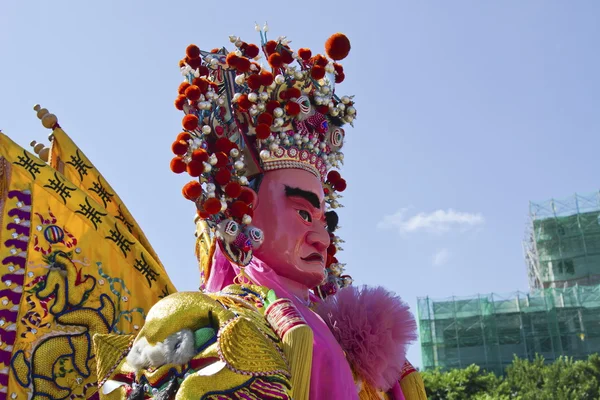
<box><xmin>170</xmin><ymin>24</ymin><xmax>355</xmax><ymax>295</ymax></box>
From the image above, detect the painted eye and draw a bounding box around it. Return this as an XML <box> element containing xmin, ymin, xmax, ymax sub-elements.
<box><xmin>298</xmin><ymin>210</ymin><xmax>312</xmax><ymax>222</ymax></box>
<box><xmin>174</xmin><ymin>342</ymin><xmax>181</xmax><ymax>350</ymax></box>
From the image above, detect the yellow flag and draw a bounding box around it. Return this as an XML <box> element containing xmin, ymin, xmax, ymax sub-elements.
<box><xmin>0</xmin><ymin>133</ymin><xmax>176</xmax><ymax>399</ymax></box>
<box><xmin>49</xmin><ymin>127</ymin><xmax>163</xmax><ymax>270</ymax></box>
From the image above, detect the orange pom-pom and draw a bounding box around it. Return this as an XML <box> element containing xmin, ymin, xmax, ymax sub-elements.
<box><xmin>170</xmin><ymin>157</ymin><xmax>186</xmax><ymax>174</ymax></box>
<box><xmin>191</xmin><ymin>148</ymin><xmax>209</xmax><ymax>163</ymax></box>
<box><xmin>214</xmin><ymin>169</ymin><xmax>231</xmax><ymax>185</ymax></box>
<box><xmin>192</xmin><ymin>78</ymin><xmax>209</xmax><ymax>93</ymax></box>
<box><xmin>298</xmin><ymin>48</ymin><xmax>312</xmax><ymax>61</ymax></box>
<box><xmin>186</xmin><ymin>160</ymin><xmax>204</xmax><ymax>177</ymax></box>
<box><xmin>230</xmin><ymin>201</ymin><xmax>249</xmax><ymax>219</ymax></box>
<box><xmin>182</xmin><ymin>114</ymin><xmax>199</xmax><ymax>131</ymax></box>
<box><xmin>334</xmin><ymin>178</ymin><xmax>347</xmax><ymax>192</ymax></box>
<box><xmin>178</xmin><ymin>82</ymin><xmax>191</xmax><ymax>94</ymax></box>
<box><xmin>236</xmin><ymin>57</ymin><xmax>251</xmax><ymax>73</ymax></box>
<box><xmin>179</xmin><ymin>59</ymin><xmax>186</xmax><ymax>68</ymax></box>
<box><xmin>198</xmin><ymin>65</ymin><xmax>210</xmax><ymax>76</ymax></box>
<box><xmin>215</xmin><ymin>152</ymin><xmax>229</xmax><ymax>168</ymax></box>
<box><xmin>177</xmin><ymin>132</ymin><xmax>191</xmax><ymax>141</ymax></box>
<box><xmin>182</xmin><ymin>181</ymin><xmax>202</xmax><ymax>200</ymax></box>
<box><xmin>312</xmin><ymin>54</ymin><xmax>328</xmax><ymax>67</ymax></box>
<box><xmin>237</xmin><ymin>94</ymin><xmax>252</xmax><ymax>111</ymax></box>
<box><xmin>285</xmin><ymin>102</ymin><xmax>300</xmax><ymax>116</ymax></box>
<box><xmin>311</xmin><ymin>65</ymin><xmax>326</xmax><ymax>80</ymax></box>
<box><xmin>171</xmin><ymin>140</ymin><xmax>188</xmax><ymax>155</ymax></box>
<box><xmin>187</xmin><ymin>57</ymin><xmax>202</xmax><ymax>70</ymax></box>
<box><xmin>225</xmin><ymin>182</ymin><xmax>242</xmax><ymax>198</ymax></box>
<box><xmin>327</xmin><ymin>170</ymin><xmax>341</xmax><ymax>184</ymax></box>
<box><xmin>325</xmin><ymin>33</ymin><xmax>351</xmax><ymax>61</ymax></box>
<box><xmin>197</xmin><ymin>209</ymin><xmax>210</xmax><ymax>219</ymax></box>
<box><xmin>287</xmin><ymin>87</ymin><xmax>302</xmax><ymax>99</ymax></box>
<box><xmin>265</xmin><ymin>40</ymin><xmax>277</xmax><ymax>55</ymax></box>
<box><xmin>255</xmin><ymin>123</ymin><xmax>271</xmax><ymax>140</ymax></box>
<box><xmin>268</xmin><ymin>53</ymin><xmax>283</xmax><ymax>69</ymax></box>
<box><xmin>186</xmin><ymin>44</ymin><xmax>201</xmax><ymax>59</ymax></box>
<box><xmin>203</xmin><ymin>198</ymin><xmax>222</xmax><ymax>215</ymax></box>
<box><xmin>245</xmin><ymin>44</ymin><xmax>260</xmax><ymax>58</ymax></box>
<box><xmin>266</xmin><ymin>100</ymin><xmax>281</xmax><ymax>114</ymax></box>
<box><xmin>246</xmin><ymin>74</ymin><xmax>262</xmax><ymax>90</ymax></box>
<box><xmin>335</xmin><ymin>72</ymin><xmax>345</xmax><ymax>84</ymax></box>
<box><xmin>257</xmin><ymin>113</ymin><xmax>273</xmax><ymax>126</ymax></box>
<box><xmin>174</xmin><ymin>95</ymin><xmax>187</xmax><ymax>110</ymax></box>
<box><xmin>185</xmin><ymin>85</ymin><xmax>201</xmax><ymax>101</ymax></box>
<box><xmin>333</xmin><ymin>63</ymin><xmax>344</xmax><ymax>75</ymax></box>
<box><xmin>260</xmin><ymin>71</ymin><xmax>274</xmax><ymax>86</ymax></box>
<box><xmin>226</xmin><ymin>53</ymin><xmax>240</xmax><ymax>67</ymax></box>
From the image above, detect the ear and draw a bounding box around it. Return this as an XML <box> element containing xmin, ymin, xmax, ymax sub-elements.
<box><xmin>242</xmin><ymin>186</ymin><xmax>259</xmax><ymax>211</ymax></box>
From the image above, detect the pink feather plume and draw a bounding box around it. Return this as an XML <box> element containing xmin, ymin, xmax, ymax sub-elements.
<box><xmin>314</xmin><ymin>285</ymin><xmax>418</xmax><ymax>391</ymax></box>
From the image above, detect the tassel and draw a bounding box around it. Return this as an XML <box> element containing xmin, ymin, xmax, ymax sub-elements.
<box><xmin>265</xmin><ymin>299</ymin><xmax>313</xmax><ymax>400</ymax></box>
<box><xmin>399</xmin><ymin>362</ymin><xmax>427</xmax><ymax>400</ymax></box>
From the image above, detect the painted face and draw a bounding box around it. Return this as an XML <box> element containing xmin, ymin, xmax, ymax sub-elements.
<box><xmin>252</xmin><ymin>169</ymin><xmax>330</xmax><ymax>288</ymax></box>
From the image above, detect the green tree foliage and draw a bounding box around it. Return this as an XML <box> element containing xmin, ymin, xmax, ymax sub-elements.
<box><xmin>421</xmin><ymin>354</ymin><xmax>600</xmax><ymax>399</ymax></box>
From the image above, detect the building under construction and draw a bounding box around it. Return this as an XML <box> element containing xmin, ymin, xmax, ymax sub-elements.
<box><xmin>418</xmin><ymin>192</ymin><xmax>600</xmax><ymax>374</ymax></box>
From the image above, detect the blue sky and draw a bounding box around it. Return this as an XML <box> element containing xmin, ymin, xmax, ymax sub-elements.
<box><xmin>2</xmin><ymin>1</ymin><xmax>599</xmax><ymax>368</ymax></box>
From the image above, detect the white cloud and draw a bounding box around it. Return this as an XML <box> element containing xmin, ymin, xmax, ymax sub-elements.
<box><xmin>377</xmin><ymin>208</ymin><xmax>484</xmax><ymax>234</ymax></box>
<box><xmin>432</xmin><ymin>248</ymin><xmax>450</xmax><ymax>266</ymax></box>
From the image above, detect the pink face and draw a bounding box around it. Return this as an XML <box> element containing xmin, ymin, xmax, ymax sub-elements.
<box><xmin>251</xmin><ymin>168</ymin><xmax>330</xmax><ymax>288</ymax></box>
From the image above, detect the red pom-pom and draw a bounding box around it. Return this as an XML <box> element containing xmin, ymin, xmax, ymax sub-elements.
<box><xmin>214</xmin><ymin>169</ymin><xmax>231</xmax><ymax>185</ymax></box>
<box><xmin>182</xmin><ymin>181</ymin><xmax>202</xmax><ymax>200</ymax></box>
<box><xmin>231</xmin><ymin>201</ymin><xmax>249</xmax><ymax>219</ymax></box>
<box><xmin>280</xmin><ymin>48</ymin><xmax>294</xmax><ymax>64</ymax></box>
<box><xmin>266</xmin><ymin>100</ymin><xmax>280</xmax><ymax>114</ymax></box>
<box><xmin>178</xmin><ymin>82</ymin><xmax>191</xmax><ymax>94</ymax></box>
<box><xmin>245</xmin><ymin>44</ymin><xmax>260</xmax><ymax>58</ymax></box>
<box><xmin>298</xmin><ymin>48</ymin><xmax>312</xmax><ymax>61</ymax></box>
<box><xmin>238</xmin><ymin>189</ymin><xmax>254</xmax><ymax>205</ymax></box>
<box><xmin>265</xmin><ymin>40</ymin><xmax>277</xmax><ymax>55</ymax></box>
<box><xmin>179</xmin><ymin>59</ymin><xmax>186</xmax><ymax>68</ymax></box>
<box><xmin>197</xmin><ymin>209</ymin><xmax>210</xmax><ymax>219</ymax></box>
<box><xmin>198</xmin><ymin>65</ymin><xmax>210</xmax><ymax>76</ymax></box>
<box><xmin>285</xmin><ymin>102</ymin><xmax>300</xmax><ymax>116</ymax></box>
<box><xmin>287</xmin><ymin>87</ymin><xmax>302</xmax><ymax>99</ymax></box>
<box><xmin>335</xmin><ymin>72</ymin><xmax>345</xmax><ymax>84</ymax></box>
<box><xmin>185</xmin><ymin>85</ymin><xmax>201</xmax><ymax>101</ymax></box>
<box><xmin>182</xmin><ymin>115</ymin><xmax>199</xmax><ymax>131</ymax></box>
<box><xmin>171</xmin><ymin>140</ymin><xmax>188</xmax><ymax>155</ymax></box>
<box><xmin>255</xmin><ymin>123</ymin><xmax>271</xmax><ymax>140</ymax></box>
<box><xmin>327</xmin><ymin>170</ymin><xmax>342</xmax><ymax>184</ymax></box>
<box><xmin>192</xmin><ymin>78</ymin><xmax>209</xmax><ymax>93</ymax></box>
<box><xmin>174</xmin><ymin>95</ymin><xmax>187</xmax><ymax>110</ymax></box>
<box><xmin>311</xmin><ymin>66</ymin><xmax>326</xmax><ymax>80</ymax></box>
<box><xmin>226</xmin><ymin>53</ymin><xmax>240</xmax><ymax>67</ymax></box>
<box><xmin>334</xmin><ymin>178</ymin><xmax>347</xmax><ymax>192</ymax></box>
<box><xmin>225</xmin><ymin>182</ymin><xmax>242</xmax><ymax>198</ymax></box>
<box><xmin>278</xmin><ymin>90</ymin><xmax>288</xmax><ymax>101</ymax></box>
<box><xmin>170</xmin><ymin>157</ymin><xmax>186</xmax><ymax>174</ymax></box>
<box><xmin>237</xmin><ymin>94</ymin><xmax>252</xmax><ymax>111</ymax></box>
<box><xmin>214</xmin><ymin>152</ymin><xmax>229</xmax><ymax>168</ymax></box>
<box><xmin>215</xmin><ymin>138</ymin><xmax>234</xmax><ymax>153</ymax></box>
<box><xmin>316</xmin><ymin>105</ymin><xmax>329</xmax><ymax>114</ymax></box>
<box><xmin>203</xmin><ymin>198</ymin><xmax>222</xmax><ymax>215</ymax></box>
<box><xmin>191</xmin><ymin>149</ymin><xmax>209</xmax><ymax>163</ymax></box>
<box><xmin>312</xmin><ymin>54</ymin><xmax>328</xmax><ymax>67</ymax></box>
<box><xmin>177</xmin><ymin>132</ymin><xmax>191</xmax><ymax>141</ymax></box>
<box><xmin>333</xmin><ymin>63</ymin><xmax>344</xmax><ymax>75</ymax></box>
<box><xmin>186</xmin><ymin>160</ymin><xmax>204</xmax><ymax>177</ymax></box>
<box><xmin>246</xmin><ymin>74</ymin><xmax>262</xmax><ymax>90</ymax></box>
<box><xmin>268</xmin><ymin>53</ymin><xmax>283</xmax><ymax>68</ymax></box>
<box><xmin>257</xmin><ymin>113</ymin><xmax>273</xmax><ymax>126</ymax></box>
<box><xmin>327</xmin><ymin>244</ymin><xmax>337</xmax><ymax>255</ymax></box>
<box><xmin>236</xmin><ymin>57</ymin><xmax>251</xmax><ymax>73</ymax></box>
<box><xmin>186</xmin><ymin>44</ymin><xmax>201</xmax><ymax>59</ymax></box>
<box><xmin>260</xmin><ymin>71</ymin><xmax>274</xmax><ymax>86</ymax></box>
<box><xmin>325</xmin><ymin>33</ymin><xmax>351</xmax><ymax>61</ymax></box>
<box><xmin>187</xmin><ymin>57</ymin><xmax>202</xmax><ymax>69</ymax></box>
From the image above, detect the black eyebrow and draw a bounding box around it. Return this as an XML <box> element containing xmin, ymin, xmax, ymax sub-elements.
<box><xmin>284</xmin><ymin>186</ymin><xmax>321</xmax><ymax>209</ymax></box>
